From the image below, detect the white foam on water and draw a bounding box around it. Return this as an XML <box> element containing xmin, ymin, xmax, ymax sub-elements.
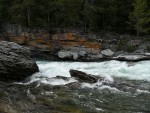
<box><xmin>30</xmin><ymin>60</ymin><xmax>150</xmax><ymax>85</ymax></box>
<box><xmin>81</xmin><ymin>82</ymin><xmax>120</xmax><ymax>92</ymax></box>
<box><xmin>81</xmin><ymin>78</ymin><xmax>114</xmax><ymax>89</ymax></box>
<box><xmin>95</xmin><ymin>108</ymin><xmax>104</xmax><ymax>111</ymax></box>
<box><xmin>39</xmin><ymin>78</ymin><xmax>76</xmax><ymax>86</ymax></box>
<box><xmin>29</xmin><ymin>72</ymin><xmax>77</xmax><ymax>86</ymax></box>
<box><xmin>136</xmin><ymin>89</ymin><xmax>150</xmax><ymax>94</ymax></box>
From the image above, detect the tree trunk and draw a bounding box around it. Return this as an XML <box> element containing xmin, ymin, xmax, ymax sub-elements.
<box><xmin>27</xmin><ymin>7</ymin><xmax>31</xmax><ymax>27</ymax></box>
<box><xmin>48</xmin><ymin>13</ymin><xmax>50</xmax><ymax>23</ymax></box>
<box><xmin>136</xmin><ymin>0</ymin><xmax>139</xmax><ymax>38</ymax></box>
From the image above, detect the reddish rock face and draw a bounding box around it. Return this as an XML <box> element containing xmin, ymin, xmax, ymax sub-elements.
<box><xmin>9</xmin><ymin>36</ymin><xmax>27</xmax><ymax>45</ymax></box>
<box><xmin>0</xmin><ymin>32</ymin><xmax>101</xmax><ymax>52</ymax></box>
<box><xmin>52</xmin><ymin>32</ymin><xmax>101</xmax><ymax>50</ymax></box>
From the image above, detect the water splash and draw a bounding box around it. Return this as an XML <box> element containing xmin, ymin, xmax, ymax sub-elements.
<box><xmin>30</xmin><ymin>60</ymin><xmax>150</xmax><ymax>85</ymax></box>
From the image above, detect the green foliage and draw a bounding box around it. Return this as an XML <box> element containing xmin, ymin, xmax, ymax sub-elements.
<box><xmin>130</xmin><ymin>0</ymin><xmax>150</xmax><ymax>35</ymax></box>
<box><xmin>117</xmin><ymin>39</ymin><xmax>138</xmax><ymax>52</ymax></box>
<box><xmin>0</xmin><ymin>0</ymin><xmax>10</xmax><ymax>22</ymax></box>
<box><xmin>116</xmin><ymin>0</ymin><xmax>133</xmax><ymax>32</ymax></box>
<box><xmin>147</xmin><ymin>45</ymin><xmax>150</xmax><ymax>51</ymax></box>
<box><xmin>0</xmin><ymin>91</ymin><xmax>5</xmax><ymax>98</ymax></box>
<box><xmin>9</xmin><ymin>0</ymin><xmax>34</xmax><ymax>26</ymax></box>
<box><xmin>60</xmin><ymin>0</ymin><xmax>82</xmax><ymax>26</ymax></box>
<box><xmin>0</xmin><ymin>0</ymin><xmax>150</xmax><ymax>35</ymax></box>
<box><xmin>126</xmin><ymin>45</ymin><xmax>138</xmax><ymax>53</ymax></box>
<box><xmin>82</xmin><ymin>0</ymin><xmax>117</xmax><ymax>31</ymax></box>
<box><xmin>0</xmin><ymin>0</ymin><xmax>2</xmax><ymax>22</ymax></box>
<box><xmin>117</xmin><ymin>40</ymin><xmax>127</xmax><ymax>51</ymax></box>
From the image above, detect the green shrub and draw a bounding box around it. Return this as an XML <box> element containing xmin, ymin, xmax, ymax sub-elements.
<box><xmin>147</xmin><ymin>46</ymin><xmax>150</xmax><ymax>51</ymax></box>
<box><xmin>117</xmin><ymin>40</ymin><xmax>127</xmax><ymax>51</ymax></box>
<box><xmin>126</xmin><ymin>45</ymin><xmax>137</xmax><ymax>53</ymax></box>
<box><xmin>0</xmin><ymin>91</ymin><xmax>5</xmax><ymax>98</ymax></box>
<box><xmin>117</xmin><ymin>39</ymin><xmax>138</xmax><ymax>53</ymax></box>
<box><xmin>145</xmin><ymin>38</ymin><xmax>150</xmax><ymax>42</ymax></box>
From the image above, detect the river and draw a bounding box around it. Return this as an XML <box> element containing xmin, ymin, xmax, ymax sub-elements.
<box><xmin>30</xmin><ymin>60</ymin><xmax>150</xmax><ymax>85</ymax></box>
<box><xmin>21</xmin><ymin>60</ymin><xmax>150</xmax><ymax>113</ymax></box>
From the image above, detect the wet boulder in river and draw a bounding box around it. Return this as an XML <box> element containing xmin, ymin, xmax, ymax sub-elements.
<box><xmin>0</xmin><ymin>41</ymin><xmax>39</xmax><ymax>82</ymax></box>
<box><xmin>69</xmin><ymin>69</ymin><xmax>102</xmax><ymax>83</ymax></box>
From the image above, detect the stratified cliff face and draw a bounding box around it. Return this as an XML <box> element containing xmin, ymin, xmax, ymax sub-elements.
<box><xmin>0</xmin><ymin>25</ymin><xmax>150</xmax><ymax>61</ymax></box>
<box><xmin>51</xmin><ymin>33</ymin><xmax>100</xmax><ymax>49</ymax></box>
<box><xmin>0</xmin><ymin>29</ymin><xmax>101</xmax><ymax>60</ymax></box>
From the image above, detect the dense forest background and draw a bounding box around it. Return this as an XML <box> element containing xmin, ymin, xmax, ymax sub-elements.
<box><xmin>0</xmin><ymin>0</ymin><xmax>150</xmax><ymax>35</ymax></box>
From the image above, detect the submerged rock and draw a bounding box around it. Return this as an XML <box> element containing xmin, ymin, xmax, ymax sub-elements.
<box><xmin>69</xmin><ymin>69</ymin><xmax>101</xmax><ymax>83</ymax></box>
<box><xmin>0</xmin><ymin>41</ymin><xmax>39</xmax><ymax>82</ymax></box>
<box><xmin>65</xmin><ymin>82</ymin><xmax>82</xmax><ymax>89</ymax></box>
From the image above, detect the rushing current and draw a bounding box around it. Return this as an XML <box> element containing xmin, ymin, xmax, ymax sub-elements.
<box><xmin>24</xmin><ymin>60</ymin><xmax>150</xmax><ymax>113</ymax></box>
<box><xmin>30</xmin><ymin>60</ymin><xmax>150</xmax><ymax>86</ymax></box>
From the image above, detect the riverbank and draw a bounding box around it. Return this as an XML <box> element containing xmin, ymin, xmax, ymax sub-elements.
<box><xmin>0</xmin><ymin>28</ymin><xmax>150</xmax><ymax>62</ymax></box>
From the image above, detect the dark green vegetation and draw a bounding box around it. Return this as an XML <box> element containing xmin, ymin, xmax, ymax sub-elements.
<box><xmin>0</xmin><ymin>0</ymin><xmax>150</xmax><ymax>35</ymax></box>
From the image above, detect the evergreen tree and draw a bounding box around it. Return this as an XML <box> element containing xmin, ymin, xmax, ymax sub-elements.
<box><xmin>0</xmin><ymin>0</ymin><xmax>10</xmax><ymax>23</ymax></box>
<box><xmin>0</xmin><ymin>0</ymin><xmax>149</xmax><ymax>35</ymax></box>
<box><xmin>60</xmin><ymin>0</ymin><xmax>82</xmax><ymax>26</ymax></box>
<box><xmin>130</xmin><ymin>0</ymin><xmax>150</xmax><ymax>37</ymax></box>
<box><xmin>81</xmin><ymin>0</ymin><xmax>117</xmax><ymax>31</ymax></box>
<box><xmin>9</xmin><ymin>0</ymin><xmax>36</xmax><ymax>27</ymax></box>
<box><xmin>116</xmin><ymin>0</ymin><xmax>133</xmax><ymax>33</ymax></box>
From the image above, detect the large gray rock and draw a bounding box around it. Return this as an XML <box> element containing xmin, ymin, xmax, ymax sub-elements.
<box><xmin>87</xmin><ymin>54</ymin><xmax>103</xmax><ymax>60</ymax></box>
<box><xmin>101</xmin><ymin>49</ymin><xmax>114</xmax><ymax>57</ymax></box>
<box><xmin>58</xmin><ymin>50</ymin><xmax>79</xmax><ymax>60</ymax></box>
<box><xmin>78</xmin><ymin>50</ymin><xmax>86</xmax><ymax>57</ymax></box>
<box><xmin>58</xmin><ymin>51</ymin><xmax>72</xmax><ymax>59</ymax></box>
<box><xmin>71</xmin><ymin>52</ymin><xmax>78</xmax><ymax>60</ymax></box>
<box><xmin>0</xmin><ymin>41</ymin><xmax>39</xmax><ymax>82</ymax></box>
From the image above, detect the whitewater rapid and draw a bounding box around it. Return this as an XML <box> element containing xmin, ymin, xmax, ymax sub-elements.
<box><xmin>30</xmin><ymin>60</ymin><xmax>150</xmax><ymax>85</ymax></box>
